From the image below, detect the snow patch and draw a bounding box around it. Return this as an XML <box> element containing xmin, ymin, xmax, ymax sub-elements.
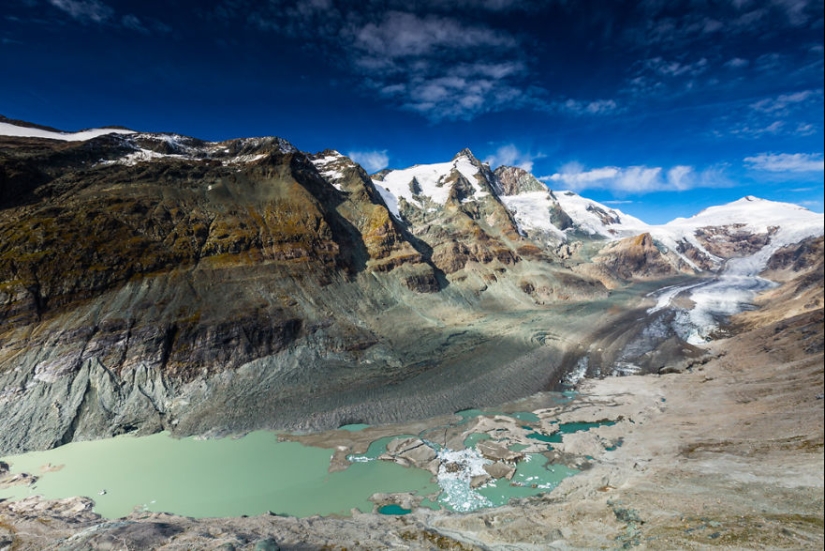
<box><xmin>500</xmin><ymin>191</ymin><xmax>566</xmax><ymax>240</ymax></box>
<box><xmin>0</xmin><ymin>121</ymin><xmax>135</xmax><ymax>141</ymax></box>
<box><xmin>555</xmin><ymin>191</ymin><xmax>649</xmax><ymax>239</ymax></box>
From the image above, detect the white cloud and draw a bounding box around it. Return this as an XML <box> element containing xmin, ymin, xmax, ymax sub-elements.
<box><xmin>720</xmin><ymin>88</ymin><xmax>822</xmax><ymax>138</ymax></box>
<box><xmin>49</xmin><ymin>0</ymin><xmax>112</xmax><ymax>23</ymax></box>
<box><xmin>219</xmin><ymin>2</ymin><xmax>543</xmax><ymax>122</ymax></box>
<box><xmin>345</xmin><ymin>12</ymin><xmax>531</xmax><ymax>121</ymax></box>
<box><xmin>750</xmin><ymin>89</ymin><xmax>820</xmax><ymax>113</ymax></box>
<box><xmin>348</xmin><ymin>150</ymin><xmax>390</xmax><ymax>173</ymax></box>
<box><xmin>483</xmin><ymin>144</ymin><xmax>544</xmax><ymax>171</ymax></box>
<box><xmin>644</xmin><ymin>56</ymin><xmax>708</xmax><ymax>77</ymax></box>
<box><xmin>352</xmin><ymin>11</ymin><xmax>515</xmax><ymax>60</ymax></box>
<box><xmin>541</xmin><ymin>163</ymin><xmax>728</xmax><ymax>193</ymax></box>
<box><xmin>379</xmin><ymin>63</ymin><xmax>531</xmax><ymax>121</ymax></box>
<box><xmin>559</xmin><ymin>98</ymin><xmax>620</xmax><ymax>116</ymax></box>
<box><xmin>744</xmin><ymin>152</ymin><xmax>825</xmax><ymax>172</ymax></box>
<box><xmin>771</xmin><ymin>0</ymin><xmax>813</xmax><ymax>26</ymax></box>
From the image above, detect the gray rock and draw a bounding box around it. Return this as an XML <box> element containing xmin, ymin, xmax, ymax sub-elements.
<box><xmin>254</xmin><ymin>536</ymin><xmax>280</xmax><ymax>551</ymax></box>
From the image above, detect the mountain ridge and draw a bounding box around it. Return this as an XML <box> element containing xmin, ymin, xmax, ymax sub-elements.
<box><xmin>0</xmin><ymin>118</ymin><xmax>822</xmax><ymax>455</ymax></box>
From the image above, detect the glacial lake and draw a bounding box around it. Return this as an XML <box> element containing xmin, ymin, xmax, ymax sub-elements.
<box><xmin>0</xmin><ymin>431</ymin><xmax>440</xmax><ymax>518</ymax></box>
<box><xmin>0</xmin><ymin>407</ymin><xmax>585</xmax><ymax>519</ymax></box>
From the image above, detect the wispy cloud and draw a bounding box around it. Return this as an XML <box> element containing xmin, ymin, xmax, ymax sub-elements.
<box><xmin>744</xmin><ymin>152</ymin><xmax>825</xmax><ymax>172</ymax></box>
<box><xmin>633</xmin><ymin>0</ymin><xmax>818</xmax><ymax>47</ymax></box>
<box><xmin>541</xmin><ymin>162</ymin><xmax>729</xmax><ymax>194</ymax></box>
<box><xmin>121</xmin><ymin>14</ymin><xmax>147</xmax><ymax>33</ymax></box>
<box><xmin>625</xmin><ymin>56</ymin><xmax>712</xmax><ymax>98</ymax></box>
<box><xmin>345</xmin><ymin>11</ymin><xmax>532</xmax><ymax>121</ymax></box>
<box><xmin>350</xmin><ymin>11</ymin><xmax>515</xmax><ymax>60</ymax></box>
<box><xmin>483</xmin><ymin>144</ymin><xmax>544</xmax><ymax>171</ymax></box>
<box><xmin>718</xmin><ymin>88</ymin><xmax>823</xmax><ymax>138</ymax></box>
<box><xmin>750</xmin><ymin>89</ymin><xmax>820</xmax><ymax>113</ymax></box>
<box><xmin>558</xmin><ymin>98</ymin><xmax>620</xmax><ymax>116</ymax></box>
<box><xmin>217</xmin><ymin>2</ymin><xmax>545</xmax><ymax>122</ymax></box>
<box><xmin>644</xmin><ymin>57</ymin><xmax>708</xmax><ymax>77</ymax></box>
<box><xmin>724</xmin><ymin>57</ymin><xmax>750</xmax><ymax>69</ymax></box>
<box><xmin>48</xmin><ymin>0</ymin><xmax>113</xmax><ymax>23</ymax></box>
<box><xmin>348</xmin><ymin>150</ymin><xmax>390</xmax><ymax>173</ymax></box>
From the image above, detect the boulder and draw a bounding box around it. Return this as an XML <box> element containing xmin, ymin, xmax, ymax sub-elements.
<box><xmin>483</xmin><ymin>461</ymin><xmax>516</xmax><ymax>480</ymax></box>
<box><xmin>477</xmin><ymin>440</ymin><xmax>523</xmax><ymax>463</ymax></box>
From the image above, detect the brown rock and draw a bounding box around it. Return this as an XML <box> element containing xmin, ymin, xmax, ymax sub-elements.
<box><xmin>483</xmin><ymin>461</ymin><xmax>516</xmax><ymax>480</ymax></box>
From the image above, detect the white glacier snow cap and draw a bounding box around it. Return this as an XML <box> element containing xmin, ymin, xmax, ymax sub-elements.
<box><xmin>0</xmin><ymin>121</ymin><xmax>135</xmax><ymax>141</ymax></box>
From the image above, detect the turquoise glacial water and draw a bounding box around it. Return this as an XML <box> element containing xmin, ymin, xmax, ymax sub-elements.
<box><xmin>0</xmin><ymin>431</ymin><xmax>438</xmax><ymax>519</ymax></box>
<box><xmin>1</xmin><ymin>404</ymin><xmax>589</xmax><ymax>519</ymax></box>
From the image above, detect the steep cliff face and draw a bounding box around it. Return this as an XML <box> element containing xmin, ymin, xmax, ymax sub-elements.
<box><xmin>494</xmin><ymin>165</ymin><xmax>547</xmax><ymax>196</ymax></box>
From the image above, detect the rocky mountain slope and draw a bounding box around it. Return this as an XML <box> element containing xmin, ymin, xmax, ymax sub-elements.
<box><xmin>0</xmin><ymin>118</ymin><xmax>822</xmax><ymax>457</ymax></box>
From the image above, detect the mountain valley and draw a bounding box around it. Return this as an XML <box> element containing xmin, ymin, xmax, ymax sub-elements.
<box><xmin>0</xmin><ymin>118</ymin><xmax>822</xmax><ymax>550</ymax></box>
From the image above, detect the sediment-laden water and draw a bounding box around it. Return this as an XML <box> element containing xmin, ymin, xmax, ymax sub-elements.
<box><xmin>0</xmin><ymin>406</ymin><xmax>595</xmax><ymax>519</ymax></box>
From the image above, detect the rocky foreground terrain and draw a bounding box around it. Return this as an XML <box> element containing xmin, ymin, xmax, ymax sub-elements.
<box><xmin>0</xmin><ymin>118</ymin><xmax>823</xmax><ymax>549</ymax></box>
<box><xmin>0</xmin><ymin>249</ymin><xmax>821</xmax><ymax>550</ymax></box>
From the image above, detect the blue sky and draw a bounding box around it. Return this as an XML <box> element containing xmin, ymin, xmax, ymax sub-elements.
<box><xmin>2</xmin><ymin>0</ymin><xmax>823</xmax><ymax>223</ymax></box>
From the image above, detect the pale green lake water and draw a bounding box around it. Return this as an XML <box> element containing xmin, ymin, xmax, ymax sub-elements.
<box><xmin>1</xmin><ymin>406</ymin><xmax>588</xmax><ymax>519</ymax></box>
<box><xmin>0</xmin><ymin>431</ymin><xmax>439</xmax><ymax>519</ymax></box>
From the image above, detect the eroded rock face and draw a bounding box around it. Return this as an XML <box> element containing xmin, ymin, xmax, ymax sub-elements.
<box><xmin>494</xmin><ymin>166</ymin><xmax>546</xmax><ymax>196</ymax></box>
<box><xmin>693</xmin><ymin>224</ymin><xmax>774</xmax><ymax>258</ymax></box>
<box><xmin>589</xmin><ymin>233</ymin><xmax>685</xmax><ymax>282</ymax></box>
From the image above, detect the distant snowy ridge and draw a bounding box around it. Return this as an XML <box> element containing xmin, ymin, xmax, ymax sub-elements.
<box><xmin>362</xmin><ymin>149</ymin><xmax>823</xmax><ymax>276</ymax></box>
<box><xmin>4</xmin><ymin>118</ymin><xmax>821</xmax><ymax>276</ymax></box>
<box><xmin>0</xmin><ymin>119</ymin><xmax>296</xmax><ymax>167</ymax></box>
<box><xmin>656</xmin><ymin>196</ymin><xmax>824</xmax><ymax>275</ymax></box>
<box><xmin>0</xmin><ymin>120</ymin><xmax>134</xmax><ymax>141</ymax></box>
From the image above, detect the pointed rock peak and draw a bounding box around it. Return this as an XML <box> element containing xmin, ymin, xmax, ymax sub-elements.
<box><xmin>453</xmin><ymin>148</ymin><xmax>479</xmax><ymax>162</ymax></box>
<box><xmin>740</xmin><ymin>195</ymin><xmax>765</xmax><ymax>203</ymax></box>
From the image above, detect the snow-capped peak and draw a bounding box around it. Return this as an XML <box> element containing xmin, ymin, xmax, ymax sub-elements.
<box><xmin>655</xmin><ymin>196</ymin><xmax>824</xmax><ymax>274</ymax></box>
<box><xmin>667</xmin><ymin>196</ymin><xmax>813</xmax><ymax>233</ymax></box>
<box><xmin>371</xmin><ymin>150</ymin><xmax>492</xmax><ymax>219</ymax></box>
<box><xmin>310</xmin><ymin>150</ymin><xmax>351</xmax><ymax>190</ymax></box>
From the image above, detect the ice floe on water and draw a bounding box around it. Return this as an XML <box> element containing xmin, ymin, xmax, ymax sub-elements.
<box><xmin>435</xmin><ymin>448</ymin><xmax>493</xmax><ymax>512</ymax></box>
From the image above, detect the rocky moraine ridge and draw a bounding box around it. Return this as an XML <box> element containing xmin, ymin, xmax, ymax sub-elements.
<box><xmin>0</xmin><ymin>116</ymin><xmax>823</xmax><ymax>461</ymax></box>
